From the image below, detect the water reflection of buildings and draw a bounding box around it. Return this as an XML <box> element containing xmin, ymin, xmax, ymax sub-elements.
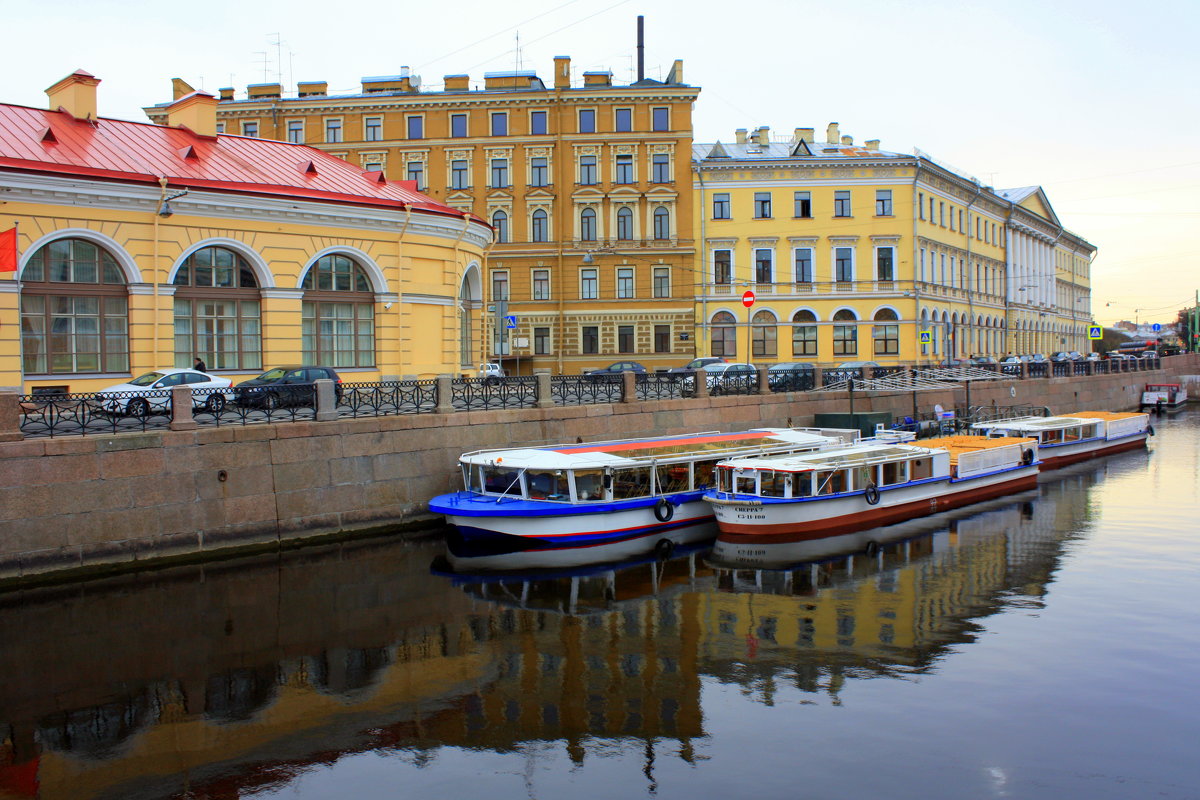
<box><xmin>0</xmin><ymin>465</ymin><xmax>1105</xmax><ymax>799</ymax></box>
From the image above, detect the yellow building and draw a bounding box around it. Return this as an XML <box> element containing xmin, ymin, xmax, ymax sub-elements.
<box><xmin>1</xmin><ymin>70</ymin><xmax>490</xmax><ymax>394</ymax></box>
<box><xmin>149</xmin><ymin>56</ymin><xmax>700</xmax><ymax>373</ymax></box>
<box><xmin>691</xmin><ymin>124</ymin><xmax>1094</xmax><ymax>364</ymax></box>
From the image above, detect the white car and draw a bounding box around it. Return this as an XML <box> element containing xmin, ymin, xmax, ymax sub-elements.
<box><xmin>94</xmin><ymin>368</ymin><xmax>233</xmax><ymax>416</ymax></box>
<box><xmin>683</xmin><ymin>362</ymin><xmax>758</xmax><ymax>396</ymax></box>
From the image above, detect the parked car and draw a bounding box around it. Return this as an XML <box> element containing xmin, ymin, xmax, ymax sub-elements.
<box><xmin>968</xmin><ymin>355</ymin><xmax>998</xmax><ymax>366</ymax></box>
<box><xmin>94</xmin><ymin>368</ymin><xmax>232</xmax><ymax>416</ymax></box>
<box><xmin>1085</xmin><ymin>352</ymin><xmax>1102</xmax><ymax>361</ymax></box>
<box><xmin>999</xmin><ymin>355</ymin><xmax>1026</xmax><ymax>365</ymax></box>
<box><xmin>682</xmin><ymin>362</ymin><xmax>757</xmax><ymax>396</ymax></box>
<box><xmin>666</xmin><ymin>356</ymin><xmax>728</xmax><ymax>374</ymax></box>
<box><xmin>1025</xmin><ymin>353</ymin><xmax>1049</xmax><ymax>363</ymax></box>
<box><xmin>767</xmin><ymin>362</ymin><xmax>816</xmax><ymax>391</ymax></box>
<box><xmin>1050</xmin><ymin>351</ymin><xmax>1073</xmax><ymax>362</ymax></box>
<box><xmin>585</xmin><ymin>361</ymin><xmax>647</xmax><ymax>381</ymax></box>
<box><xmin>1068</xmin><ymin>351</ymin><xmax>1085</xmax><ymax>361</ymax></box>
<box><xmin>234</xmin><ymin>366</ymin><xmax>342</xmax><ymax>409</ymax></box>
<box><xmin>478</xmin><ymin>362</ymin><xmax>506</xmax><ymax>385</ymax></box>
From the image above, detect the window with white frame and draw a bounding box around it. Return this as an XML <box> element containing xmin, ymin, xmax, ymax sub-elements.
<box><xmin>794</xmin><ymin>191</ymin><xmax>812</xmax><ymax>218</ymax></box>
<box><xmin>652</xmin><ymin>107</ymin><xmax>670</xmax><ymax>131</ymax></box>
<box><xmin>752</xmin><ymin>310</ymin><xmax>777</xmax><ymax>358</ymax></box>
<box><xmin>653</xmin><ymin>207</ymin><xmax>670</xmax><ymax>240</ymax></box>
<box><xmin>875</xmin><ymin>189</ymin><xmax>892</xmax><ymax>216</ymax></box>
<box><xmin>651</xmin><ymin>153</ymin><xmax>670</xmax><ymax>183</ymax></box>
<box><xmin>582</xmin><ymin>325</ymin><xmax>599</xmax><ymax>354</ymax></box>
<box><xmin>286</xmin><ymin>120</ymin><xmax>304</xmax><ymax>143</ymax></box>
<box><xmin>490</xmin><ymin>158</ymin><xmax>509</xmax><ymax>188</ymax></box>
<box><xmin>532</xmin><ymin>269</ymin><xmax>550</xmax><ymax>300</ymax></box>
<box><xmin>580</xmin><ymin>208</ymin><xmax>597</xmax><ymax>241</ymax></box>
<box><xmin>324</xmin><ymin>119</ymin><xmax>341</xmax><ymax>143</ymax></box>
<box><xmin>615</xmin><ymin>154</ymin><xmax>634</xmax><ymax>184</ymax></box>
<box><xmin>653</xmin><ymin>266</ymin><xmax>670</xmax><ymax>298</ymax></box>
<box><xmin>491</xmin><ymin>210</ymin><xmax>509</xmax><ymax>243</ymax></box>
<box><xmin>834</xmin><ymin>190</ymin><xmax>851</xmax><ymax>217</ymax></box>
<box><xmin>754</xmin><ymin>192</ymin><xmax>772</xmax><ymax>218</ymax></box>
<box><xmin>835</xmin><ymin>247</ymin><xmax>854</xmax><ymax>282</ymax></box>
<box><xmin>872</xmin><ymin>308</ymin><xmax>900</xmax><ymax>356</ymax></box>
<box><xmin>615</xmin><ymin>108</ymin><xmax>632</xmax><ymax>132</ymax></box>
<box><xmin>531</xmin><ymin>209</ymin><xmax>548</xmax><ymax>242</ymax></box>
<box><xmin>534</xmin><ymin>326</ymin><xmax>550</xmax><ymax>354</ymax></box>
<box><xmin>832</xmin><ymin>309</ymin><xmax>858</xmax><ymax>356</ymax></box>
<box><xmin>406</xmin><ymin>116</ymin><xmax>423</xmax><ymax>139</ymax></box>
<box><xmin>794</xmin><ymin>248</ymin><xmax>814</xmax><ymax>283</ymax></box>
<box><xmin>654</xmin><ymin>324</ymin><xmax>670</xmax><ymax>352</ymax></box>
<box><xmin>579</xmin><ymin>155</ymin><xmax>597</xmax><ymax>184</ymax></box>
<box><xmin>451</xmin><ymin>113</ymin><xmax>467</xmax><ymax>138</ymax></box>
<box><xmin>713</xmin><ymin>193</ymin><xmax>730</xmax><ymax>219</ymax></box>
<box><xmin>792</xmin><ymin>310</ymin><xmax>817</xmax><ymax>357</ymax></box>
<box><xmin>242</xmin><ymin>121</ymin><xmax>259</xmax><ymax>138</ymax></box>
<box><xmin>616</xmin><ymin>207</ymin><xmax>634</xmax><ymax>240</ymax></box>
<box><xmin>876</xmin><ymin>247</ymin><xmax>895</xmax><ymax>281</ymax></box>
<box><xmin>581</xmin><ymin>268</ymin><xmax>598</xmax><ymax>299</ymax></box>
<box><xmin>530</xmin><ymin>157</ymin><xmax>548</xmax><ymax>186</ymax></box>
<box><xmin>451</xmin><ymin>159</ymin><xmax>469</xmax><ymax>189</ymax></box>
<box><xmin>365</xmin><ymin>117</ymin><xmax>383</xmax><ymax>141</ymax></box>
<box><xmin>755</xmin><ymin>249</ymin><xmax>773</xmax><ymax>284</ymax></box>
<box><xmin>492</xmin><ymin>271</ymin><xmax>509</xmax><ymax>301</ymax></box>
<box><xmin>491</xmin><ymin>112</ymin><xmax>508</xmax><ymax>136</ymax></box>
<box><xmin>530</xmin><ymin>110</ymin><xmax>547</xmax><ymax>135</ymax></box>
<box><xmin>578</xmin><ymin>109</ymin><xmax>596</xmax><ymax>133</ymax></box>
<box><xmin>618</xmin><ymin>325</ymin><xmax>634</xmax><ymax>353</ymax></box>
<box><xmin>711</xmin><ymin>311</ymin><xmax>736</xmax><ymax>358</ymax></box>
<box><xmin>616</xmin><ymin>267</ymin><xmax>634</xmax><ymax>299</ymax></box>
<box><xmin>714</xmin><ymin>249</ymin><xmax>732</xmax><ymax>285</ymax></box>
<box><xmin>406</xmin><ymin>161</ymin><xmax>425</xmax><ymax>189</ymax></box>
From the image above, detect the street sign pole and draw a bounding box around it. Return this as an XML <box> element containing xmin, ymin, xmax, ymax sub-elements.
<box><xmin>742</xmin><ymin>290</ymin><xmax>756</xmax><ymax>363</ymax></box>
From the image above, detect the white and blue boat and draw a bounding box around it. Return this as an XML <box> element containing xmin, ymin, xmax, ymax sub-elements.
<box><xmin>429</xmin><ymin>427</ymin><xmax>857</xmax><ymax>568</ymax></box>
<box><xmin>969</xmin><ymin>411</ymin><xmax>1150</xmax><ymax>468</ymax></box>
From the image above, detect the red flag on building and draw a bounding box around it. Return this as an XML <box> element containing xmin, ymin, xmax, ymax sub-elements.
<box><xmin>0</xmin><ymin>227</ymin><xmax>17</xmax><ymax>272</ymax></box>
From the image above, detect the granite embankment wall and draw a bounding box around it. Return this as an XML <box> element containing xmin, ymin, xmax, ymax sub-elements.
<box><xmin>2</xmin><ymin>356</ymin><xmax>1197</xmax><ymax>584</ymax></box>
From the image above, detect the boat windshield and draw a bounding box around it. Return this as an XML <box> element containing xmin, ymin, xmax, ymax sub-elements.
<box><xmin>572</xmin><ymin>469</ymin><xmax>606</xmax><ymax>501</ymax></box>
<box><xmin>526</xmin><ymin>470</ymin><xmax>570</xmax><ymax>501</ymax></box>
<box><xmin>481</xmin><ymin>464</ymin><xmax>523</xmax><ymax>496</ymax></box>
<box><xmin>612</xmin><ymin>467</ymin><xmax>652</xmax><ymax>499</ymax></box>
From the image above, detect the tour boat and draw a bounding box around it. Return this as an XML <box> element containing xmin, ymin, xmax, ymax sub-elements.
<box><xmin>428</xmin><ymin>427</ymin><xmax>857</xmax><ymax>567</ymax></box>
<box><xmin>704</xmin><ymin>432</ymin><xmax>1040</xmax><ymax>541</ymax></box>
<box><xmin>1140</xmin><ymin>383</ymin><xmax>1188</xmax><ymax>413</ymax></box>
<box><xmin>969</xmin><ymin>411</ymin><xmax>1151</xmax><ymax>468</ymax></box>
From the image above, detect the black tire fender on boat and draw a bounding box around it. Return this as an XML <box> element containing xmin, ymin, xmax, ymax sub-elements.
<box><xmin>1022</xmin><ymin>448</ymin><xmax>1035</xmax><ymax>466</ymax></box>
<box><xmin>864</xmin><ymin>482</ymin><xmax>880</xmax><ymax>506</ymax></box>
<box><xmin>654</xmin><ymin>538</ymin><xmax>676</xmax><ymax>560</ymax></box>
<box><xmin>1148</xmin><ymin>425</ymin><xmax>1155</xmax><ymax>436</ymax></box>
<box><xmin>653</xmin><ymin>498</ymin><xmax>675</xmax><ymax>522</ymax></box>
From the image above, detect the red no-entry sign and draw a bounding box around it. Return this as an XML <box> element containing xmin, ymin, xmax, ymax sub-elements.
<box><xmin>742</xmin><ymin>290</ymin><xmax>756</xmax><ymax>308</ymax></box>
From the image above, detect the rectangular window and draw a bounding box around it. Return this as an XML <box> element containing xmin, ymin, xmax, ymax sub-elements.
<box><xmin>654</xmin><ymin>324</ymin><xmax>670</xmax><ymax>353</ymax></box>
<box><xmin>949</xmin><ymin>205</ymin><xmax>956</xmax><ymax>231</ymax></box>
<box><xmin>579</xmin><ymin>155</ymin><xmax>597</xmax><ymax>185</ymax></box>
<box><xmin>451</xmin><ymin>113</ymin><xmax>468</xmax><ymax>138</ymax></box>
<box><xmin>406</xmin><ymin>161</ymin><xmax>425</xmax><ymax>189</ymax></box>
<box><xmin>532</xmin><ymin>269</ymin><xmax>550</xmax><ymax>300</ymax></box>
<box><xmin>530</xmin><ymin>157</ymin><xmax>548</xmax><ymax>186</ymax></box>
<box><xmin>301</xmin><ymin>301</ymin><xmax>374</xmax><ymax>367</ymax></box>
<box><xmin>873</xmin><ymin>324</ymin><xmax>899</xmax><ymax>356</ymax></box>
<box><xmin>877</xmin><ymin>247</ymin><xmax>895</xmax><ymax>281</ymax></box>
<box><xmin>652</xmin><ymin>153</ymin><xmax>670</xmax><ymax>183</ymax></box>
<box><xmin>534</xmin><ymin>326</ymin><xmax>550</xmax><ymax>354</ymax></box>
<box><xmin>617</xmin><ymin>267</ymin><xmax>635</xmax><ymax>299</ymax></box>
<box><xmin>834</xmin><ymin>190</ymin><xmax>851</xmax><ymax>217</ymax></box>
<box><xmin>755</xmin><ymin>249</ymin><xmax>773</xmax><ymax>284</ymax></box>
<box><xmin>833</xmin><ymin>323</ymin><xmax>858</xmax><ymax>356</ymax></box>
<box><xmin>581</xmin><ymin>268</ymin><xmax>598</xmax><ymax>299</ymax></box>
<box><xmin>875</xmin><ymin>189</ymin><xmax>892</xmax><ymax>216</ymax></box>
<box><xmin>618</xmin><ymin>325</ymin><xmax>634</xmax><ymax>353</ymax></box>
<box><xmin>615</xmin><ymin>108</ymin><xmax>632</xmax><ymax>132</ymax></box>
<box><xmin>578</xmin><ymin>109</ymin><xmax>596</xmax><ymax>133</ymax></box>
<box><xmin>794</xmin><ymin>248</ymin><xmax>813</xmax><ymax>283</ymax></box>
<box><xmin>794</xmin><ymin>191</ymin><xmax>812</xmax><ymax>218</ymax></box>
<box><xmin>919</xmin><ymin>248</ymin><xmax>927</xmax><ymax>282</ymax></box>
<box><xmin>364</xmin><ymin>161</ymin><xmax>383</xmax><ymax>173</ymax></box>
<box><xmin>653</xmin><ymin>267</ymin><xmax>670</xmax><ymax>298</ymax></box>
<box><xmin>958</xmin><ymin>209</ymin><xmax>964</xmax><ymax>231</ymax></box>
<box><xmin>406</xmin><ymin>116</ymin><xmax>423</xmax><ymax>140</ymax></box>
<box><xmin>530</xmin><ymin>110</ymin><xmax>547</xmax><ymax>135</ymax></box>
<box><xmin>713</xmin><ymin>193</ymin><xmax>730</xmax><ymax>219</ymax></box>
<box><xmin>754</xmin><ymin>192</ymin><xmax>772</xmax><ymax>218</ymax></box>
<box><xmin>286</xmin><ymin>120</ymin><xmax>304</xmax><ymax>143</ymax></box>
<box><xmin>939</xmin><ymin>202</ymin><xmax>945</xmax><ymax>226</ymax></box>
<box><xmin>242</xmin><ymin>121</ymin><xmax>259</xmax><ymax>138</ymax></box>
<box><xmin>652</xmin><ymin>107</ymin><xmax>670</xmax><ymax>131</ymax></box>
<box><xmin>615</xmin><ymin>155</ymin><xmax>634</xmax><ymax>184</ymax></box>
<box><xmin>491</xmin><ymin>112</ymin><xmax>508</xmax><ymax>136</ymax></box>
<box><xmin>582</xmin><ymin>326</ymin><xmax>599</xmax><ymax>354</ymax></box>
<box><xmin>714</xmin><ymin>250</ymin><xmax>732</xmax><ymax>284</ymax></box>
<box><xmin>324</xmin><ymin>119</ymin><xmax>341</xmax><ymax>143</ymax></box>
<box><xmin>215</xmin><ymin>122</ymin><xmax>225</xmax><ymax>134</ymax></box>
<box><xmin>492</xmin><ymin>271</ymin><xmax>509</xmax><ymax>301</ymax></box>
<box><xmin>490</xmin><ymin>158</ymin><xmax>508</xmax><ymax>188</ymax></box>
<box><xmin>792</xmin><ymin>321</ymin><xmax>817</xmax><ymax>357</ymax></box>
<box><xmin>365</xmin><ymin>117</ymin><xmax>383</xmax><ymax>141</ymax></box>
<box><xmin>918</xmin><ymin>192</ymin><xmax>925</xmax><ymax>220</ymax></box>
<box><xmin>451</xmin><ymin>160</ymin><xmax>469</xmax><ymax>189</ymax></box>
<box><xmin>835</xmin><ymin>247</ymin><xmax>854</xmax><ymax>282</ymax></box>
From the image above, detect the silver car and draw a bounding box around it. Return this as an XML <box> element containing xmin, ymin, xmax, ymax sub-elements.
<box><xmin>94</xmin><ymin>368</ymin><xmax>233</xmax><ymax>416</ymax></box>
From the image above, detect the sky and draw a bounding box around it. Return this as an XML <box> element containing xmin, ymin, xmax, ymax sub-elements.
<box><xmin>3</xmin><ymin>0</ymin><xmax>1197</xmax><ymax>326</ymax></box>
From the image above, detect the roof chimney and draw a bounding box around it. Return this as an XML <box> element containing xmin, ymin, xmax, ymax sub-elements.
<box><xmin>46</xmin><ymin>69</ymin><xmax>100</xmax><ymax>121</ymax></box>
<box><xmin>865</xmin><ymin>139</ymin><xmax>880</xmax><ymax>151</ymax></box>
<box><xmin>755</xmin><ymin>126</ymin><xmax>770</xmax><ymax>146</ymax></box>
<box><xmin>553</xmin><ymin>56</ymin><xmax>571</xmax><ymax>89</ymax></box>
<box><xmin>841</xmin><ymin>135</ymin><xmax>853</xmax><ymax>145</ymax></box>
<box><xmin>735</xmin><ymin>128</ymin><xmax>748</xmax><ymax>144</ymax></box>
<box><xmin>165</xmin><ymin>91</ymin><xmax>218</xmax><ymax>137</ymax></box>
<box><xmin>826</xmin><ymin>122</ymin><xmax>840</xmax><ymax>144</ymax></box>
<box><xmin>637</xmin><ymin>16</ymin><xmax>645</xmax><ymax>82</ymax></box>
<box><xmin>218</xmin><ymin>87</ymin><xmax>235</xmax><ymax>101</ymax></box>
<box><xmin>793</xmin><ymin>127</ymin><xmax>814</xmax><ymax>143</ymax></box>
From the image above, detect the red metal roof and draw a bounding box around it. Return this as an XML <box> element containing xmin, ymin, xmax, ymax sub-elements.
<box><xmin>0</xmin><ymin>103</ymin><xmax>473</xmax><ymax>220</ymax></box>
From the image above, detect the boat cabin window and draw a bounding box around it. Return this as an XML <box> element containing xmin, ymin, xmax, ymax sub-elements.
<box><xmin>910</xmin><ymin>458</ymin><xmax>932</xmax><ymax>481</ymax></box>
<box><xmin>612</xmin><ymin>467</ymin><xmax>652</xmax><ymax>499</ymax></box>
<box><xmin>482</xmin><ymin>465</ymin><xmax>523</xmax><ymax>495</ymax></box>
<box><xmin>735</xmin><ymin>473</ymin><xmax>758</xmax><ymax>495</ymax></box>
<box><xmin>1084</xmin><ymin>423</ymin><xmax>1101</xmax><ymax>438</ymax></box>
<box><xmin>793</xmin><ymin>472</ymin><xmax>813</xmax><ymax>497</ymax></box>
<box><xmin>656</xmin><ymin>463</ymin><xmax>691</xmax><ymax>495</ymax></box>
<box><xmin>816</xmin><ymin>470</ymin><xmax>847</xmax><ymax>495</ymax></box>
<box><xmin>526</xmin><ymin>469</ymin><xmax>570</xmax><ymax>500</ymax></box>
<box><xmin>694</xmin><ymin>460</ymin><xmax>718</xmax><ymax>490</ymax></box>
<box><xmin>760</xmin><ymin>471</ymin><xmax>788</xmax><ymax>498</ymax></box>
<box><xmin>854</xmin><ymin>466</ymin><xmax>875</xmax><ymax>490</ymax></box>
<box><xmin>880</xmin><ymin>459</ymin><xmax>908</xmax><ymax>485</ymax></box>
<box><xmin>572</xmin><ymin>469</ymin><xmax>606</xmax><ymax>501</ymax></box>
<box><xmin>1063</xmin><ymin>425</ymin><xmax>1082</xmax><ymax>442</ymax></box>
<box><xmin>1042</xmin><ymin>429</ymin><xmax>1063</xmax><ymax>444</ymax></box>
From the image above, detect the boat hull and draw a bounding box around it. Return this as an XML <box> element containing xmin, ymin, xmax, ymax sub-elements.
<box><xmin>711</xmin><ymin>466</ymin><xmax>1038</xmax><ymax>541</ymax></box>
<box><xmin>1036</xmin><ymin>433</ymin><xmax>1147</xmax><ymax>469</ymax></box>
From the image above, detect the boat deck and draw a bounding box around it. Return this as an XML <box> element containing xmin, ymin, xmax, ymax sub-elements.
<box><xmin>920</xmin><ymin>435</ymin><xmax>1033</xmax><ymax>466</ymax></box>
<box><xmin>1064</xmin><ymin>411</ymin><xmax>1144</xmax><ymax>421</ymax></box>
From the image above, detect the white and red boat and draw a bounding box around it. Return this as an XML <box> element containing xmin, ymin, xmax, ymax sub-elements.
<box><xmin>970</xmin><ymin>411</ymin><xmax>1150</xmax><ymax>468</ymax></box>
<box><xmin>1140</xmin><ymin>383</ymin><xmax>1188</xmax><ymax>413</ymax></box>
<box><xmin>705</xmin><ymin>433</ymin><xmax>1039</xmax><ymax>541</ymax></box>
<box><xmin>429</xmin><ymin>427</ymin><xmax>857</xmax><ymax>568</ymax></box>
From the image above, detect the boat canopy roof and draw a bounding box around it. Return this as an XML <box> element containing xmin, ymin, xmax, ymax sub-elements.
<box><xmin>971</xmin><ymin>415</ymin><xmax>1103</xmax><ymax>432</ymax></box>
<box><xmin>458</xmin><ymin>428</ymin><xmax>852</xmax><ymax>470</ymax></box>
<box><xmin>717</xmin><ymin>441</ymin><xmax>936</xmax><ymax>473</ymax></box>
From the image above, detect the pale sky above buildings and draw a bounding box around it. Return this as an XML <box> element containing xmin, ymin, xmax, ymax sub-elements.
<box><xmin>4</xmin><ymin>0</ymin><xmax>1197</xmax><ymax>325</ymax></box>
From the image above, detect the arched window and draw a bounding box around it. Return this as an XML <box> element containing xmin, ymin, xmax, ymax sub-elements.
<box><xmin>492</xmin><ymin>210</ymin><xmax>509</xmax><ymax>243</ymax></box>
<box><xmin>20</xmin><ymin>237</ymin><xmax>129</xmax><ymax>375</ymax></box>
<box><xmin>173</xmin><ymin>246</ymin><xmax>262</xmax><ymax>370</ymax></box>
<box><xmin>580</xmin><ymin>208</ymin><xmax>597</xmax><ymax>242</ymax></box>
<box><xmin>872</xmin><ymin>308</ymin><xmax>899</xmax><ymax>357</ymax></box>
<box><xmin>531</xmin><ymin>209</ymin><xmax>548</xmax><ymax>243</ymax></box>
<box><xmin>300</xmin><ymin>254</ymin><xmax>375</xmax><ymax>367</ymax></box>
<box><xmin>832</xmin><ymin>309</ymin><xmax>858</xmax><ymax>356</ymax></box>
<box><xmin>751</xmin><ymin>310</ymin><xmax>777</xmax><ymax>358</ymax></box>
<box><xmin>653</xmin><ymin>206</ymin><xmax>670</xmax><ymax>240</ymax></box>
<box><xmin>792</xmin><ymin>310</ymin><xmax>817</xmax><ymax>357</ymax></box>
<box><xmin>711</xmin><ymin>311</ymin><xmax>736</xmax><ymax>358</ymax></box>
<box><xmin>616</xmin><ymin>207</ymin><xmax>633</xmax><ymax>240</ymax></box>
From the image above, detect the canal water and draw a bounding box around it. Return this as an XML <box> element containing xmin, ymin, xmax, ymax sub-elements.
<box><xmin>1</xmin><ymin>414</ymin><xmax>1198</xmax><ymax>800</ymax></box>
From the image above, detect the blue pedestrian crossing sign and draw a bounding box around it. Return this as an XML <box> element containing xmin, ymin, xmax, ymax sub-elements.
<box><xmin>504</xmin><ymin>315</ymin><xmax>518</xmax><ymax>329</ymax></box>
<box><xmin>1087</xmin><ymin>325</ymin><xmax>1103</xmax><ymax>340</ymax></box>
<box><xmin>919</xmin><ymin>330</ymin><xmax>933</xmax><ymax>344</ymax></box>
